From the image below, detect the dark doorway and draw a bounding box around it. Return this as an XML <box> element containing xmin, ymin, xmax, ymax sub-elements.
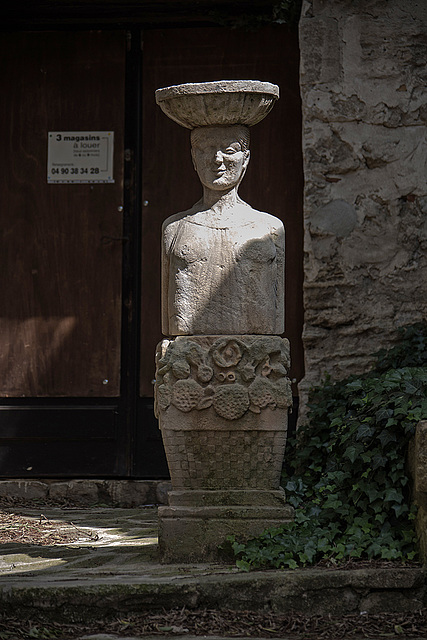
<box><xmin>0</xmin><ymin>24</ymin><xmax>303</xmax><ymax>478</ymax></box>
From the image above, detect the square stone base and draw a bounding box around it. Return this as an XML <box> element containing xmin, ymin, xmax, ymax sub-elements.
<box><xmin>158</xmin><ymin>489</ymin><xmax>294</xmax><ymax>563</ymax></box>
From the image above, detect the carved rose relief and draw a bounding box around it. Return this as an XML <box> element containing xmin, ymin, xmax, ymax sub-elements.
<box><xmin>155</xmin><ymin>336</ymin><xmax>292</xmax><ymax>421</ymax></box>
<box><xmin>212</xmin><ymin>339</ymin><xmax>243</xmax><ymax>368</ymax></box>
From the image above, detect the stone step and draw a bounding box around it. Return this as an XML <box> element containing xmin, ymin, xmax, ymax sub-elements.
<box><xmin>1</xmin><ymin>566</ymin><xmax>426</xmax><ymax>623</ymax></box>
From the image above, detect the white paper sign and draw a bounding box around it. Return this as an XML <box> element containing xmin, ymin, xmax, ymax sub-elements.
<box><xmin>47</xmin><ymin>131</ymin><xmax>114</xmax><ymax>183</ymax></box>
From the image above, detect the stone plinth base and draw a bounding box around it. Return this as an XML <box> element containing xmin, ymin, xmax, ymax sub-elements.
<box><xmin>158</xmin><ymin>488</ymin><xmax>294</xmax><ymax>562</ymax></box>
<box><xmin>155</xmin><ymin>335</ymin><xmax>293</xmax><ymax>562</ymax></box>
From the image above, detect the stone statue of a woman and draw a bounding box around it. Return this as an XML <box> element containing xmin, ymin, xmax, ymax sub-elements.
<box><xmin>155</xmin><ymin>81</ymin><xmax>292</xmax><ymax>563</ymax></box>
<box><xmin>161</xmin><ymin>124</ymin><xmax>285</xmax><ymax>336</ymax></box>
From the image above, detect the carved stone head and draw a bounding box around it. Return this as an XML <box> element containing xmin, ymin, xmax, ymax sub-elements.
<box><xmin>190</xmin><ymin>125</ymin><xmax>250</xmax><ymax>192</ymax></box>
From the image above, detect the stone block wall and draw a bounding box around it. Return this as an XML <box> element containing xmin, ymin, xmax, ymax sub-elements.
<box><xmin>0</xmin><ymin>479</ymin><xmax>171</xmax><ymax>507</ymax></box>
<box><xmin>298</xmin><ymin>0</ymin><xmax>427</xmax><ymax>414</ymax></box>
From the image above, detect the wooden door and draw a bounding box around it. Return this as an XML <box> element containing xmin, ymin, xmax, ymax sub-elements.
<box><xmin>0</xmin><ymin>31</ymin><xmax>128</xmax><ymax>475</ymax></box>
<box><xmin>0</xmin><ymin>25</ymin><xmax>303</xmax><ymax>479</ymax></box>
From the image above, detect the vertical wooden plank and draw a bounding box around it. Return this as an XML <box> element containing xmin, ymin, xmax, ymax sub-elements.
<box><xmin>140</xmin><ymin>25</ymin><xmax>304</xmax><ymax>396</ymax></box>
<box><xmin>0</xmin><ymin>31</ymin><xmax>125</xmax><ymax>396</ymax></box>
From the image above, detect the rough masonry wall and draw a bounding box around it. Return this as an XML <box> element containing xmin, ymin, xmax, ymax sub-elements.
<box><xmin>298</xmin><ymin>0</ymin><xmax>427</xmax><ymax>412</ymax></box>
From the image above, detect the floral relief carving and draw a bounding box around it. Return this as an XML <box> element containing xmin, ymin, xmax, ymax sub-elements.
<box><xmin>212</xmin><ymin>339</ymin><xmax>243</xmax><ymax>368</ymax></box>
<box><xmin>155</xmin><ymin>336</ymin><xmax>292</xmax><ymax>421</ymax></box>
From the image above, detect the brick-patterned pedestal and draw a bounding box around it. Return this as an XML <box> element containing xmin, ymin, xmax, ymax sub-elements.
<box><xmin>160</xmin><ymin>410</ymin><xmax>287</xmax><ymax>490</ymax></box>
<box><xmin>155</xmin><ymin>335</ymin><xmax>293</xmax><ymax>562</ymax></box>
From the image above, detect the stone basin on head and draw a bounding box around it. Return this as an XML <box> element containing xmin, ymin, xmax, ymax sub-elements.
<box><xmin>155</xmin><ymin>80</ymin><xmax>279</xmax><ymax>129</ymax></box>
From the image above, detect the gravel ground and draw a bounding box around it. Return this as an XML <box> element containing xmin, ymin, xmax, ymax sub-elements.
<box><xmin>0</xmin><ymin>507</ymin><xmax>99</xmax><ymax>546</ymax></box>
<box><xmin>3</xmin><ymin>607</ymin><xmax>427</xmax><ymax>640</ymax></box>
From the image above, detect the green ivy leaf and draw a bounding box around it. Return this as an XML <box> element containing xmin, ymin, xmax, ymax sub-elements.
<box><xmin>384</xmin><ymin>488</ymin><xmax>404</xmax><ymax>504</ymax></box>
<box><xmin>344</xmin><ymin>444</ymin><xmax>364</xmax><ymax>463</ymax></box>
<box><xmin>377</xmin><ymin>430</ymin><xmax>397</xmax><ymax>447</ymax></box>
<box><xmin>227</xmin><ymin>323</ymin><xmax>425</xmax><ymax>571</ymax></box>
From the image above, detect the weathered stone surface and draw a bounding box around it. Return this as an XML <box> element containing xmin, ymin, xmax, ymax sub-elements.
<box><xmin>161</xmin><ymin>124</ymin><xmax>285</xmax><ymax>336</ymax></box>
<box><xmin>105</xmin><ymin>481</ymin><xmax>150</xmax><ymax>507</ymax></box>
<box><xmin>1</xmin><ymin>480</ymin><xmax>170</xmax><ymax>507</ymax></box>
<box><xmin>156</xmin><ymin>81</ymin><xmax>289</xmax><ymax>562</ymax></box>
<box><xmin>1</xmin><ymin>541</ymin><xmax>425</xmax><ymax>619</ymax></box>
<box><xmin>409</xmin><ymin>422</ymin><xmax>427</xmax><ymax>500</ymax></box>
<box><xmin>155</xmin><ymin>331</ymin><xmax>292</xmax><ymax>563</ymax></box>
<box><xmin>155</xmin><ymin>335</ymin><xmax>291</xmax><ymax>492</ymax></box>
<box><xmin>160</xmin><ymin>420</ymin><xmax>288</xmax><ymax>491</ymax></box>
<box><xmin>0</xmin><ymin>480</ymin><xmax>47</xmax><ymax>501</ymax></box>
<box><xmin>311</xmin><ymin>199</ymin><xmax>357</xmax><ymax>238</ymax></box>
<box><xmin>160</xmin><ymin>484</ymin><xmax>293</xmax><ymax>563</ymax></box>
<box><xmin>416</xmin><ymin>506</ymin><xmax>427</xmax><ymax>563</ymax></box>
<box><xmin>168</xmin><ymin>488</ymin><xmax>288</xmax><ymax>507</ymax></box>
<box><xmin>155</xmin><ymin>335</ymin><xmax>291</xmax><ymax>420</ymax></box>
<box><xmin>298</xmin><ymin>0</ymin><xmax>427</xmax><ymax>416</ymax></box>
<box><xmin>155</xmin><ymin>481</ymin><xmax>172</xmax><ymax>506</ymax></box>
<box><xmin>158</xmin><ymin>503</ymin><xmax>294</xmax><ymax>563</ymax></box>
<box><xmin>408</xmin><ymin>421</ymin><xmax>427</xmax><ymax>560</ymax></box>
<box><xmin>49</xmin><ymin>480</ymin><xmax>101</xmax><ymax>505</ymax></box>
<box><xmin>359</xmin><ymin>590</ymin><xmax>424</xmax><ymax>614</ymax></box>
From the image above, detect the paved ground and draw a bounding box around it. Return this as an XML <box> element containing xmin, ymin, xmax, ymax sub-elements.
<box><xmin>0</xmin><ymin>506</ymin><xmax>426</xmax><ymax>639</ymax></box>
<box><xmin>0</xmin><ymin>505</ymin><xmax>238</xmax><ymax>584</ymax></box>
<box><xmin>0</xmin><ymin>507</ymin><xmax>251</xmax><ymax>638</ymax></box>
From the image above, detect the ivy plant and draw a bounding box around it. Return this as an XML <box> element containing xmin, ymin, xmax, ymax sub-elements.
<box><xmin>228</xmin><ymin>323</ymin><xmax>427</xmax><ymax>570</ymax></box>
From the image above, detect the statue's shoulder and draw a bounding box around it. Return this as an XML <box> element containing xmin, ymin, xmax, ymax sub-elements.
<box><xmin>162</xmin><ymin>202</ymin><xmax>202</xmax><ymax>232</ymax></box>
<box><xmin>242</xmin><ymin>205</ymin><xmax>284</xmax><ymax>231</ymax></box>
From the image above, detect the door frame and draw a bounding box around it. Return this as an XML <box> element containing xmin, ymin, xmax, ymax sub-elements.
<box><xmin>121</xmin><ymin>28</ymin><xmax>168</xmax><ymax>478</ymax></box>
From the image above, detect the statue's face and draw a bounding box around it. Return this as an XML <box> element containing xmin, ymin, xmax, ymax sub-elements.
<box><xmin>191</xmin><ymin>126</ymin><xmax>250</xmax><ymax>191</ymax></box>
